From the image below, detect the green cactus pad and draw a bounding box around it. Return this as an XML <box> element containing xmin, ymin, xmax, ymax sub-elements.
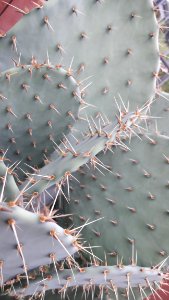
<box><xmin>20</xmin><ymin>110</ymin><xmax>143</xmax><ymax>200</ymax></box>
<box><xmin>0</xmin><ymin>202</ymin><xmax>78</xmax><ymax>284</ymax></box>
<box><xmin>65</xmin><ymin>134</ymin><xmax>169</xmax><ymax>267</ymax></box>
<box><xmin>0</xmin><ymin>0</ymin><xmax>159</xmax><ymax>118</ymax></box>
<box><xmin>0</xmin><ymin>65</ymin><xmax>80</xmax><ymax>178</ymax></box>
<box><xmin>10</xmin><ymin>265</ymin><xmax>165</xmax><ymax>299</ymax></box>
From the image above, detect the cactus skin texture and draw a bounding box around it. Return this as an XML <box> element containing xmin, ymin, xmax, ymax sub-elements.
<box><xmin>0</xmin><ymin>0</ymin><xmax>159</xmax><ymax>119</ymax></box>
<box><xmin>20</xmin><ymin>110</ymin><xmax>145</xmax><ymax>201</ymax></box>
<box><xmin>12</xmin><ymin>265</ymin><xmax>165</xmax><ymax>300</ymax></box>
<box><xmin>66</xmin><ymin>134</ymin><xmax>169</xmax><ymax>267</ymax></box>
<box><xmin>0</xmin><ymin>65</ymin><xmax>80</xmax><ymax>179</ymax></box>
<box><xmin>0</xmin><ymin>0</ymin><xmax>167</xmax><ymax>300</ymax></box>
<box><xmin>0</xmin><ymin>202</ymin><xmax>79</xmax><ymax>284</ymax></box>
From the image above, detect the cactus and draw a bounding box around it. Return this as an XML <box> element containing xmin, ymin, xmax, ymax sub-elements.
<box><xmin>0</xmin><ymin>157</ymin><xmax>20</xmax><ymax>202</ymax></box>
<box><xmin>0</xmin><ymin>202</ymin><xmax>79</xmax><ymax>284</ymax></box>
<box><xmin>1</xmin><ymin>0</ymin><xmax>168</xmax><ymax>300</ymax></box>
<box><xmin>65</xmin><ymin>134</ymin><xmax>169</xmax><ymax>267</ymax></box>
<box><xmin>0</xmin><ymin>64</ymin><xmax>81</xmax><ymax>179</ymax></box>
<box><xmin>0</xmin><ymin>0</ymin><xmax>159</xmax><ymax>119</ymax></box>
<box><xmin>11</xmin><ymin>265</ymin><xmax>166</xmax><ymax>300</ymax></box>
<box><xmin>20</xmin><ymin>109</ymin><xmax>145</xmax><ymax>201</ymax></box>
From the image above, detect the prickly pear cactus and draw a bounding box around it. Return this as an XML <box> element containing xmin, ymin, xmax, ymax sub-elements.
<box><xmin>20</xmin><ymin>110</ymin><xmax>144</xmax><ymax>199</ymax></box>
<box><xmin>13</xmin><ymin>265</ymin><xmax>165</xmax><ymax>300</ymax></box>
<box><xmin>0</xmin><ymin>0</ymin><xmax>159</xmax><ymax>118</ymax></box>
<box><xmin>0</xmin><ymin>64</ymin><xmax>81</xmax><ymax>178</ymax></box>
<box><xmin>0</xmin><ymin>202</ymin><xmax>78</xmax><ymax>284</ymax></box>
<box><xmin>0</xmin><ymin>0</ymin><xmax>168</xmax><ymax>300</ymax></box>
<box><xmin>65</xmin><ymin>134</ymin><xmax>169</xmax><ymax>267</ymax></box>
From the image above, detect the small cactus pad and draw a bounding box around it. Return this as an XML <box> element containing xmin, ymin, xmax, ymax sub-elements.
<box><xmin>0</xmin><ymin>0</ymin><xmax>159</xmax><ymax>118</ymax></box>
<box><xmin>11</xmin><ymin>265</ymin><xmax>165</xmax><ymax>299</ymax></box>
<box><xmin>0</xmin><ymin>65</ymin><xmax>80</xmax><ymax>178</ymax></box>
<box><xmin>0</xmin><ymin>202</ymin><xmax>78</xmax><ymax>284</ymax></box>
<box><xmin>66</xmin><ymin>134</ymin><xmax>169</xmax><ymax>267</ymax></box>
<box><xmin>0</xmin><ymin>157</ymin><xmax>20</xmax><ymax>202</ymax></box>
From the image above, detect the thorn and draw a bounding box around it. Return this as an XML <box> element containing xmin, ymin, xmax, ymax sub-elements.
<box><xmin>7</xmin><ymin>218</ymin><xmax>29</xmax><ymax>285</ymax></box>
<box><xmin>102</xmin><ymin>87</ymin><xmax>109</xmax><ymax>95</ymax></box>
<box><xmin>125</xmin><ymin>187</ymin><xmax>133</xmax><ymax>192</ymax></box>
<box><xmin>143</xmin><ymin>170</ymin><xmax>151</xmax><ymax>178</ymax></box>
<box><xmin>32</xmin><ymin>1</ymin><xmax>44</xmax><ymax>9</ymax></box>
<box><xmin>47</xmin><ymin>120</ymin><xmax>53</xmax><ymax>128</ymax></box>
<box><xmin>148</xmin><ymin>193</ymin><xmax>156</xmax><ymax>200</ymax></box>
<box><xmin>9</xmin><ymin>137</ymin><xmax>16</xmax><ymax>144</ymax></box>
<box><xmin>80</xmin><ymin>32</ymin><xmax>88</xmax><ymax>39</ymax></box>
<box><xmin>27</xmin><ymin>128</ymin><xmax>33</xmax><ymax>136</ymax></box>
<box><xmin>147</xmin><ymin>224</ymin><xmax>156</xmax><ymax>230</ymax></box>
<box><xmin>127</xmin><ymin>207</ymin><xmax>136</xmax><ymax>213</ymax></box>
<box><xmin>21</xmin><ymin>83</ymin><xmax>30</xmax><ymax>92</ymax></box>
<box><xmin>110</xmin><ymin>220</ymin><xmax>118</xmax><ymax>225</ymax></box>
<box><xmin>2</xmin><ymin>1</ymin><xmax>28</xmax><ymax>14</ymax></box>
<box><xmin>34</xmin><ymin>95</ymin><xmax>43</xmax><ymax>103</ymax></box>
<box><xmin>44</xmin><ymin>16</ymin><xmax>55</xmax><ymax>32</ymax></box>
<box><xmin>71</xmin><ymin>6</ymin><xmax>85</xmax><ymax>16</ymax></box>
<box><xmin>106</xmin><ymin>198</ymin><xmax>116</xmax><ymax>205</ymax></box>
<box><xmin>11</xmin><ymin>35</ymin><xmax>17</xmax><ymax>53</ymax></box>
<box><xmin>103</xmin><ymin>57</ymin><xmax>109</xmax><ymax>64</ymax></box>
<box><xmin>149</xmin><ymin>32</ymin><xmax>155</xmax><ymax>38</ymax></box>
<box><xmin>6</xmin><ymin>106</ymin><xmax>17</xmax><ymax>118</ymax></box>
<box><xmin>127</xmin><ymin>48</ymin><xmax>133</xmax><ymax>55</ymax></box>
<box><xmin>31</xmin><ymin>141</ymin><xmax>36</xmax><ymax>148</ymax></box>
<box><xmin>43</xmin><ymin>73</ymin><xmax>52</xmax><ymax>82</ymax></box>
<box><xmin>49</xmin><ymin>104</ymin><xmax>60</xmax><ymax>115</ymax></box>
<box><xmin>57</xmin><ymin>82</ymin><xmax>67</xmax><ymax>90</ymax></box>
<box><xmin>106</xmin><ymin>24</ymin><xmax>112</xmax><ymax>32</ymax></box>
<box><xmin>66</xmin><ymin>56</ymin><xmax>74</xmax><ymax>77</ymax></box>
<box><xmin>163</xmin><ymin>154</ymin><xmax>169</xmax><ymax>164</ymax></box>
<box><xmin>56</xmin><ymin>43</ymin><xmax>65</xmax><ymax>55</ymax></box>
<box><xmin>0</xmin><ymin>169</ymin><xmax>8</xmax><ymax>202</ymax></box>
<box><xmin>0</xmin><ymin>94</ymin><xmax>7</xmax><ymax>101</ymax></box>
<box><xmin>92</xmin><ymin>229</ymin><xmax>101</xmax><ymax>237</ymax></box>
<box><xmin>77</xmin><ymin>63</ymin><xmax>85</xmax><ymax>75</ymax></box>
<box><xmin>6</xmin><ymin>123</ymin><xmax>13</xmax><ymax>133</ymax></box>
<box><xmin>25</xmin><ymin>113</ymin><xmax>32</xmax><ymax>121</ymax></box>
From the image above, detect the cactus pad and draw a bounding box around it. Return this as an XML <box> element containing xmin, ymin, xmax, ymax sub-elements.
<box><xmin>66</xmin><ymin>134</ymin><xmax>169</xmax><ymax>267</ymax></box>
<box><xmin>0</xmin><ymin>65</ymin><xmax>80</xmax><ymax>178</ymax></box>
<box><xmin>0</xmin><ymin>202</ymin><xmax>78</xmax><ymax>284</ymax></box>
<box><xmin>0</xmin><ymin>0</ymin><xmax>159</xmax><ymax>118</ymax></box>
<box><xmin>11</xmin><ymin>265</ymin><xmax>165</xmax><ymax>300</ymax></box>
